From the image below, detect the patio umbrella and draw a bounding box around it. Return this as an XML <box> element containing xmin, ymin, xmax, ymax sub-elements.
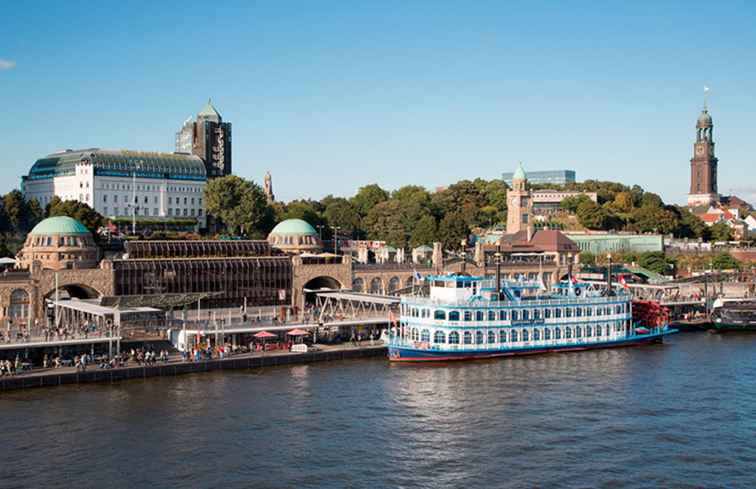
<box><xmin>286</xmin><ymin>329</ymin><xmax>310</xmax><ymax>336</ymax></box>
<box><xmin>254</xmin><ymin>330</ymin><xmax>277</xmax><ymax>352</ymax></box>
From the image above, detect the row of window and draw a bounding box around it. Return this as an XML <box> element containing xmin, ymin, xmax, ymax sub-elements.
<box><xmin>405</xmin><ymin>304</ymin><xmax>627</xmax><ymax>322</ymax></box>
<box><xmin>103</xmin><ymin>207</ymin><xmax>203</xmax><ymax>218</ymax></box>
<box><xmin>103</xmin><ymin>182</ymin><xmax>202</xmax><ymax>193</ymax></box>
<box><xmin>404</xmin><ymin>323</ymin><xmax>625</xmax><ymax>345</ymax></box>
<box><xmin>102</xmin><ymin>194</ymin><xmax>202</xmax><ymax>206</ymax></box>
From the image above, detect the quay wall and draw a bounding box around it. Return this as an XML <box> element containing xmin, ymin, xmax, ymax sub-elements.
<box><xmin>0</xmin><ymin>346</ymin><xmax>387</xmax><ymax>393</ymax></box>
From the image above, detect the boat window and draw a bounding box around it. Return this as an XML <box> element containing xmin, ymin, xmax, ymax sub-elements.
<box><xmin>522</xmin><ymin>310</ymin><xmax>530</xmax><ymax>320</ymax></box>
<box><xmin>555</xmin><ymin>327</ymin><xmax>562</xmax><ymax>339</ymax></box>
<box><xmin>411</xmin><ymin>328</ymin><xmax>419</xmax><ymax>341</ymax></box>
<box><xmin>533</xmin><ymin>329</ymin><xmax>540</xmax><ymax>341</ymax></box>
<box><xmin>475</xmin><ymin>331</ymin><xmax>484</xmax><ymax>344</ymax></box>
<box><xmin>522</xmin><ymin>329</ymin><xmax>529</xmax><ymax>341</ymax></box>
<box><xmin>487</xmin><ymin>311</ymin><xmax>496</xmax><ymax>321</ymax></box>
<box><xmin>586</xmin><ymin>307</ymin><xmax>592</xmax><ymax>317</ymax></box>
<box><xmin>565</xmin><ymin>308</ymin><xmax>572</xmax><ymax>318</ymax></box>
<box><xmin>488</xmin><ymin>331</ymin><xmax>496</xmax><ymax>344</ymax></box>
<box><xmin>421</xmin><ymin>329</ymin><xmax>430</xmax><ymax>343</ymax></box>
<box><xmin>475</xmin><ymin>311</ymin><xmax>484</xmax><ymax>321</ymax></box>
<box><xmin>544</xmin><ymin>328</ymin><xmax>551</xmax><ymax>340</ymax></box>
<box><xmin>512</xmin><ymin>310</ymin><xmax>519</xmax><ymax>321</ymax></box>
<box><xmin>596</xmin><ymin>325</ymin><xmax>602</xmax><ymax>336</ymax></box>
<box><xmin>575</xmin><ymin>326</ymin><xmax>582</xmax><ymax>338</ymax></box>
<box><xmin>464</xmin><ymin>311</ymin><xmax>472</xmax><ymax>321</ymax></box>
<box><xmin>555</xmin><ymin>309</ymin><xmax>562</xmax><ymax>318</ymax></box>
<box><xmin>616</xmin><ymin>305</ymin><xmax>622</xmax><ymax>314</ymax></box>
<box><xmin>511</xmin><ymin>330</ymin><xmax>518</xmax><ymax>342</ymax></box>
<box><xmin>411</xmin><ymin>308</ymin><xmax>418</xmax><ymax>317</ymax></box>
<box><xmin>586</xmin><ymin>325</ymin><xmax>592</xmax><ymax>337</ymax></box>
<box><xmin>434</xmin><ymin>310</ymin><xmax>447</xmax><ymax>320</ymax></box>
<box><xmin>544</xmin><ymin>309</ymin><xmax>551</xmax><ymax>319</ymax></box>
<box><xmin>449</xmin><ymin>331</ymin><xmax>460</xmax><ymax>344</ymax></box>
<box><xmin>499</xmin><ymin>310</ymin><xmax>508</xmax><ymax>321</ymax></box>
<box><xmin>448</xmin><ymin>311</ymin><xmax>460</xmax><ymax>321</ymax></box>
<box><xmin>434</xmin><ymin>331</ymin><xmax>446</xmax><ymax>344</ymax></box>
<box><xmin>565</xmin><ymin>327</ymin><xmax>572</xmax><ymax>339</ymax></box>
<box><xmin>576</xmin><ymin>308</ymin><xmax>582</xmax><ymax>317</ymax></box>
<box><xmin>533</xmin><ymin>309</ymin><xmax>541</xmax><ymax>320</ymax></box>
<box><xmin>499</xmin><ymin>330</ymin><xmax>507</xmax><ymax>343</ymax></box>
<box><xmin>463</xmin><ymin>331</ymin><xmax>473</xmax><ymax>345</ymax></box>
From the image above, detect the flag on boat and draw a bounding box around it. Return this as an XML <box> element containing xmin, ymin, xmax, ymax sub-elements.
<box><xmin>413</xmin><ymin>270</ymin><xmax>423</xmax><ymax>281</ymax></box>
<box><xmin>619</xmin><ymin>275</ymin><xmax>630</xmax><ymax>289</ymax></box>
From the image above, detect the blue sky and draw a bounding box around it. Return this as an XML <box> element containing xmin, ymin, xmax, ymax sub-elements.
<box><xmin>2</xmin><ymin>0</ymin><xmax>755</xmax><ymax>205</ymax></box>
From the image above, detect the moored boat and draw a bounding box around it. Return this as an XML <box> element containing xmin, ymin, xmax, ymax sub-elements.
<box><xmin>710</xmin><ymin>298</ymin><xmax>756</xmax><ymax>331</ymax></box>
<box><xmin>387</xmin><ymin>274</ymin><xmax>676</xmax><ymax>362</ymax></box>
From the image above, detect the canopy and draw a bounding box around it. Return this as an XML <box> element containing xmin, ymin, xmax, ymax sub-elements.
<box><xmin>286</xmin><ymin>328</ymin><xmax>310</xmax><ymax>336</ymax></box>
<box><xmin>253</xmin><ymin>331</ymin><xmax>277</xmax><ymax>339</ymax></box>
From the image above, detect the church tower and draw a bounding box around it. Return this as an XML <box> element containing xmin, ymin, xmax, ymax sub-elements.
<box><xmin>263</xmin><ymin>171</ymin><xmax>275</xmax><ymax>203</ymax></box>
<box><xmin>687</xmin><ymin>104</ymin><xmax>719</xmax><ymax>207</ymax></box>
<box><xmin>506</xmin><ymin>163</ymin><xmax>533</xmax><ymax>238</ymax></box>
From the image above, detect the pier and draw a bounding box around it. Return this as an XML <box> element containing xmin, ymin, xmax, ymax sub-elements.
<box><xmin>0</xmin><ymin>342</ymin><xmax>387</xmax><ymax>392</ymax></box>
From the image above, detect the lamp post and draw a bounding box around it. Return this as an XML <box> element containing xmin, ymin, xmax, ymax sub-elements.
<box><xmin>606</xmin><ymin>253</ymin><xmax>613</xmax><ymax>295</ymax></box>
<box><xmin>331</xmin><ymin>226</ymin><xmax>341</xmax><ymax>255</ymax></box>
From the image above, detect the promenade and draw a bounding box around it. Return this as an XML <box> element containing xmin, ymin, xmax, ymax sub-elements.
<box><xmin>0</xmin><ymin>342</ymin><xmax>387</xmax><ymax>392</ymax></box>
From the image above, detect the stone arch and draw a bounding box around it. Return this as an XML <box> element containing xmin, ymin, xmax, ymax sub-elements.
<box><xmin>44</xmin><ymin>283</ymin><xmax>102</xmax><ymax>300</ymax></box>
<box><xmin>369</xmin><ymin>277</ymin><xmax>383</xmax><ymax>294</ymax></box>
<box><xmin>352</xmin><ymin>277</ymin><xmax>364</xmax><ymax>292</ymax></box>
<box><xmin>388</xmin><ymin>276</ymin><xmax>401</xmax><ymax>294</ymax></box>
<box><xmin>405</xmin><ymin>276</ymin><xmax>415</xmax><ymax>288</ymax></box>
<box><xmin>302</xmin><ymin>276</ymin><xmax>342</xmax><ymax>305</ymax></box>
<box><xmin>8</xmin><ymin>289</ymin><xmax>30</xmax><ymax>319</ymax></box>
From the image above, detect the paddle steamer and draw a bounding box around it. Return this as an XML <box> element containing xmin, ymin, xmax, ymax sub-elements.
<box><xmin>387</xmin><ymin>274</ymin><xmax>676</xmax><ymax>362</ymax></box>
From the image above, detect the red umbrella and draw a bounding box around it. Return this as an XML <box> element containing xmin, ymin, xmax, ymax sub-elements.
<box><xmin>286</xmin><ymin>328</ymin><xmax>310</xmax><ymax>336</ymax></box>
<box><xmin>254</xmin><ymin>331</ymin><xmax>276</xmax><ymax>338</ymax></box>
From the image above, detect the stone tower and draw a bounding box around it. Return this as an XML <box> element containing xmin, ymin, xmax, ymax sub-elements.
<box><xmin>264</xmin><ymin>171</ymin><xmax>275</xmax><ymax>203</ymax></box>
<box><xmin>687</xmin><ymin>105</ymin><xmax>719</xmax><ymax>207</ymax></box>
<box><xmin>506</xmin><ymin>162</ymin><xmax>533</xmax><ymax>237</ymax></box>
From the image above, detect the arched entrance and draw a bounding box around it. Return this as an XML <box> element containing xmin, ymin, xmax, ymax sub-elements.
<box><xmin>303</xmin><ymin>276</ymin><xmax>342</xmax><ymax>305</ymax></box>
<box><xmin>369</xmin><ymin>277</ymin><xmax>383</xmax><ymax>294</ymax></box>
<box><xmin>352</xmin><ymin>278</ymin><xmax>364</xmax><ymax>292</ymax></box>
<box><xmin>45</xmin><ymin>284</ymin><xmax>102</xmax><ymax>301</ymax></box>
<box><xmin>8</xmin><ymin>289</ymin><xmax>30</xmax><ymax>320</ymax></box>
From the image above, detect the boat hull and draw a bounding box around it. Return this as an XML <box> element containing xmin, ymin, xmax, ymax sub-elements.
<box><xmin>388</xmin><ymin>330</ymin><xmax>676</xmax><ymax>362</ymax></box>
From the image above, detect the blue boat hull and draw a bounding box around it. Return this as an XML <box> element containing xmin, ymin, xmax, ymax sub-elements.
<box><xmin>388</xmin><ymin>329</ymin><xmax>676</xmax><ymax>362</ymax></box>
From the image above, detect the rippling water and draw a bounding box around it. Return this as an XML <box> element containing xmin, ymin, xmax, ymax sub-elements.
<box><xmin>2</xmin><ymin>333</ymin><xmax>756</xmax><ymax>488</ymax></box>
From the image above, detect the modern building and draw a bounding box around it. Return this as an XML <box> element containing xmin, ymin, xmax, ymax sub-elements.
<box><xmin>503</xmin><ymin>169</ymin><xmax>575</xmax><ymax>187</ymax></box>
<box><xmin>175</xmin><ymin>99</ymin><xmax>232</xmax><ymax>178</ymax></box>
<box><xmin>530</xmin><ymin>189</ymin><xmax>598</xmax><ymax>215</ymax></box>
<box><xmin>22</xmin><ymin>148</ymin><xmax>208</xmax><ymax>227</ymax></box>
<box><xmin>687</xmin><ymin>105</ymin><xmax>719</xmax><ymax>207</ymax></box>
<box><xmin>564</xmin><ymin>232</ymin><xmax>664</xmax><ymax>255</ymax></box>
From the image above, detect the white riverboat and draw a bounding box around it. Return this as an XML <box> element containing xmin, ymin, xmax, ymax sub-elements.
<box><xmin>387</xmin><ymin>274</ymin><xmax>676</xmax><ymax>362</ymax></box>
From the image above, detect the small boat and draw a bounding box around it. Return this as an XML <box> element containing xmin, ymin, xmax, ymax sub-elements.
<box><xmin>710</xmin><ymin>298</ymin><xmax>756</xmax><ymax>332</ymax></box>
<box><xmin>387</xmin><ymin>274</ymin><xmax>677</xmax><ymax>362</ymax></box>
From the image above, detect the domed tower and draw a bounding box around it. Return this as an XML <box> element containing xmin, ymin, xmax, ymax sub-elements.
<box><xmin>267</xmin><ymin>219</ymin><xmax>323</xmax><ymax>254</ymax></box>
<box><xmin>506</xmin><ymin>162</ymin><xmax>533</xmax><ymax>237</ymax></box>
<box><xmin>16</xmin><ymin>216</ymin><xmax>99</xmax><ymax>270</ymax></box>
<box><xmin>687</xmin><ymin>103</ymin><xmax>719</xmax><ymax>207</ymax></box>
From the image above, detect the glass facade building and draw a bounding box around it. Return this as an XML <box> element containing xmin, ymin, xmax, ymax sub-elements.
<box><xmin>503</xmin><ymin>169</ymin><xmax>576</xmax><ymax>186</ymax></box>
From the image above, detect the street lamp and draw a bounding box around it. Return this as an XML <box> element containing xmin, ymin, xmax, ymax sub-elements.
<box><xmin>331</xmin><ymin>226</ymin><xmax>341</xmax><ymax>255</ymax></box>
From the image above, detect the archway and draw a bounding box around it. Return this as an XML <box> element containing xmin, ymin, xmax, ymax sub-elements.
<box><xmin>388</xmin><ymin>276</ymin><xmax>401</xmax><ymax>294</ymax></box>
<box><xmin>369</xmin><ymin>277</ymin><xmax>383</xmax><ymax>295</ymax></box>
<box><xmin>303</xmin><ymin>276</ymin><xmax>342</xmax><ymax>305</ymax></box>
<box><xmin>45</xmin><ymin>283</ymin><xmax>102</xmax><ymax>301</ymax></box>
<box><xmin>9</xmin><ymin>289</ymin><xmax>30</xmax><ymax>320</ymax></box>
<box><xmin>352</xmin><ymin>278</ymin><xmax>364</xmax><ymax>293</ymax></box>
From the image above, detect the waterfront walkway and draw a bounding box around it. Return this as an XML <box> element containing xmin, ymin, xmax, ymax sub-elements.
<box><xmin>0</xmin><ymin>342</ymin><xmax>388</xmax><ymax>392</ymax></box>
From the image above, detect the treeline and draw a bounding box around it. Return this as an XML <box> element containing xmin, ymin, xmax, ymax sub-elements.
<box><xmin>0</xmin><ymin>190</ymin><xmax>105</xmax><ymax>256</ymax></box>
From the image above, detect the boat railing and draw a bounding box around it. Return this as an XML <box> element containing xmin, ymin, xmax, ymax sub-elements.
<box><xmin>401</xmin><ymin>293</ymin><xmax>630</xmax><ymax>308</ymax></box>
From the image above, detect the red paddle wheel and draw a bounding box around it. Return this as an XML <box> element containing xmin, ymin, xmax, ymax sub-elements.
<box><xmin>632</xmin><ymin>300</ymin><xmax>669</xmax><ymax>328</ymax></box>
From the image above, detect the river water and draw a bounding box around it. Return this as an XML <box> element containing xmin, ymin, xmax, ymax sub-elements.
<box><xmin>1</xmin><ymin>333</ymin><xmax>755</xmax><ymax>489</ymax></box>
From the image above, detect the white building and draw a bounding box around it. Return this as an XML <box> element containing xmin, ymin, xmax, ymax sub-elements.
<box><xmin>22</xmin><ymin>148</ymin><xmax>207</xmax><ymax>227</ymax></box>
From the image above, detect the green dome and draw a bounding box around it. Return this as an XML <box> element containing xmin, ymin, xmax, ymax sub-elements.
<box><xmin>269</xmin><ymin>219</ymin><xmax>318</xmax><ymax>236</ymax></box>
<box><xmin>513</xmin><ymin>162</ymin><xmax>527</xmax><ymax>181</ymax></box>
<box><xmin>30</xmin><ymin>216</ymin><xmax>91</xmax><ymax>236</ymax></box>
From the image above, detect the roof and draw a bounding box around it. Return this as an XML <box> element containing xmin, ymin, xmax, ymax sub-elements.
<box><xmin>699</xmin><ymin>213</ymin><xmax>723</xmax><ymax>223</ymax></box>
<box><xmin>269</xmin><ymin>219</ymin><xmax>318</xmax><ymax>236</ymax></box>
<box><xmin>30</xmin><ymin>216</ymin><xmax>91</xmax><ymax>236</ymax></box>
<box><xmin>513</xmin><ymin>162</ymin><xmax>527</xmax><ymax>181</ymax></box>
<box><xmin>26</xmin><ymin>149</ymin><xmax>207</xmax><ymax>182</ymax></box>
<box><xmin>198</xmin><ymin>99</ymin><xmax>221</xmax><ymax>121</ymax></box>
<box><xmin>697</xmin><ymin>109</ymin><xmax>713</xmax><ymax>128</ymax></box>
<box><xmin>413</xmin><ymin>245</ymin><xmax>433</xmax><ymax>252</ymax></box>
<box><xmin>529</xmin><ymin>230</ymin><xmax>579</xmax><ymax>252</ymax></box>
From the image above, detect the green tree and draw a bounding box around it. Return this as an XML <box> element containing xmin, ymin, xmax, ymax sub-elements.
<box><xmin>638</xmin><ymin>251</ymin><xmax>674</xmax><ymax>275</ymax></box>
<box><xmin>576</xmin><ymin>200</ymin><xmax>608</xmax><ymax>229</ymax></box>
<box><xmin>351</xmin><ymin>184</ymin><xmax>389</xmax><ymax>217</ymax></box>
<box><xmin>438</xmin><ymin>211</ymin><xmax>469</xmax><ymax>250</ymax></box>
<box><xmin>410</xmin><ymin>214</ymin><xmax>438</xmax><ymax>247</ymax></box>
<box><xmin>709</xmin><ymin>221</ymin><xmax>733</xmax><ymax>242</ymax></box>
<box><xmin>281</xmin><ymin>200</ymin><xmax>324</xmax><ymax>228</ymax></box>
<box><xmin>676</xmin><ymin>207</ymin><xmax>707</xmax><ymax>239</ymax></box>
<box><xmin>560</xmin><ymin>194</ymin><xmax>593</xmax><ymax>214</ymax></box>
<box><xmin>711</xmin><ymin>252</ymin><xmax>740</xmax><ymax>270</ymax></box>
<box><xmin>46</xmin><ymin>197</ymin><xmax>105</xmax><ymax>234</ymax></box>
<box><xmin>363</xmin><ymin>200</ymin><xmax>407</xmax><ymax>247</ymax></box>
<box><xmin>323</xmin><ymin>198</ymin><xmax>362</xmax><ymax>237</ymax></box>
<box><xmin>204</xmin><ymin>175</ymin><xmax>270</xmax><ymax>236</ymax></box>
<box><xmin>580</xmin><ymin>251</ymin><xmax>596</xmax><ymax>266</ymax></box>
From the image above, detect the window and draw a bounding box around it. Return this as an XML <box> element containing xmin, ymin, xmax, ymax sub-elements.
<box><xmin>463</xmin><ymin>331</ymin><xmax>472</xmax><ymax>345</ymax></box>
<box><xmin>544</xmin><ymin>309</ymin><xmax>551</xmax><ymax>319</ymax></box>
<box><xmin>586</xmin><ymin>325</ymin><xmax>592</xmax><ymax>337</ymax></box>
<box><xmin>576</xmin><ymin>308</ymin><xmax>582</xmax><ymax>317</ymax></box>
<box><xmin>153</xmin><ymin>208</ymin><xmax>158</xmax><ymax>216</ymax></box>
<box><xmin>434</xmin><ymin>331</ymin><xmax>446</xmax><ymax>344</ymax></box>
<box><xmin>565</xmin><ymin>327</ymin><xmax>572</xmax><ymax>339</ymax></box>
<box><xmin>103</xmin><ymin>206</ymin><xmax>109</xmax><ymax>215</ymax></box>
<box><xmin>103</xmin><ymin>194</ymin><xmax>108</xmax><ymax>203</ymax></box>
<box><xmin>499</xmin><ymin>330</ymin><xmax>507</xmax><ymax>343</ymax></box>
<box><xmin>555</xmin><ymin>309</ymin><xmax>562</xmax><ymax>318</ymax></box>
<box><xmin>586</xmin><ymin>307</ymin><xmax>592</xmax><ymax>317</ymax></box>
<box><xmin>533</xmin><ymin>309</ymin><xmax>541</xmax><ymax>320</ymax></box>
<box><xmin>596</xmin><ymin>325</ymin><xmax>602</xmax><ymax>336</ymax></box>
<box><xmin>421</xmin><ymin>329</ymin><xmax>430</xmax><ymax>343</ymax></box>
<box><xmin>464</xmin><ymin>311</ymin><xmax>472</xmax><ymax>321</ymax></box>
<box><xmin>533</xmin><ymin>329</ymin><xmax>540</xmax><ymax>341</ymax></box>
<box><xmin>168</xmin><ymin>197</ymin><xmax>172</xmax><ymax>204</ymax></box>
<box><xmin>449</xmin><ymin>331</ymin><xmax>460</xmax><ymax>344</ymax></box>
<box><xmin>434</xmin><ymin>310</ymin><xmax>446</xmax><ymax>320</ymax></box>
<box><xmin>448</xmin><ymin>311</ymin><xmax>460</xmax><ymax>321</ymax></box>
<box><xmin>476</xmin><ymin>311</ymin><xmax>484</xmax><ymax>321</ymax></box>
<box><xmin>499</xmin><ymin>310</ymin><xmax>507</xmax><ymax>321</ymax></box>
<box><xmin>544</xmin><ymin>328</ymin><xmax>551</xmax><ymax>340</ymax></box>
<box><xmin>411</xmin><ymin>329</ymin><xmax>419</xmax><ymax>341</ymax></box>
<box><xmin>475</xmin><ymin>331</ymin><xmax>484</xmax><ymax>344</ymax></box>
<box><xmin>511</xmin><ymin>330</ymin><xmax>518</xmax><ymax>342</ymax></box>
<box><xmin>487</xmin><ymin>311</ymin><xmax>496</xmax><ymax>321</ymax></box>
<box><xmin>555</xmin><ymin>327</ymin><xmax>562</xmax><ymax>339</ymax></box>
<box><xmin>522</xmin><ymin>310</ymin><xmax>530</xmax><ymax>320</ymax></box>
<box><xmin>512</xmin><ymin>310</ymin><xmax>519</xmax><ymax>321</ymax></box>
<box><xmin>522</xmin><ymin>329</ymin><xmax>529</xmax><ymax>341</ymax></box>
<box><xmin>488</xmin><ymin>331</ymin><xmax>495</xmax><ymax>344</ymax></box>
<box><xmin>566</xmin><ymin>308</ymin><xmax>572</xmax><ymax>318</ymax></box>
<box><xmin>575</xmin><ymin>326</ymin><xmax>582</xmax><ymax>338</ymax></box>
<box><xmin>114</xmin><ymin>195</ymin><xmax>118</xmax><ymax>203</ymax></box>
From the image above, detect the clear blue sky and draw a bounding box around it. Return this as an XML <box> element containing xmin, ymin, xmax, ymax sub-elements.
<box><xmin>2</xmin><ymin>0</ymin><xmax>755</xmax><ymax>205</ymax></box>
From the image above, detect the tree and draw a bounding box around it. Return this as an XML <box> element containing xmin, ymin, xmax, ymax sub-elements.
<box><xmin>363</xmin><ymin>200</ymin><xmax>407</xmax><ymax>247</ymax></box>
<box><xmin>281</xmin><ymin>200</ymin><xmax>324</xmax><ymax>229</ymax></box>
<box><xmin>410</xmin><ymin>214</ymin><xmax>438</xmax><ymax>247</ymax></box>
<box><xmin>676</xmin><ymin>207</ymin><xmax>707</xmax><ymax>239</ymax></box>
<box><xmin>46</xmin><ymin>197</ymin><xmax>105</xmax><ymax>234</ymax></box>
<box><xmin>709</xmin><ymin>221</ymin><xmax>733</xmax><ymax>242</ymax></box>
<box><xmin>560</xmin><ymin>194</ymin><xmax>593</xmax><ymax>214</ymax></box>
<box><xmin>711</xmin><ymin>252</ymin><xmax>740</xmax><ymax>270</ymax></box>
<box><xmin>438</xmin><ymin>211</ymin><xmax>469</xmax><ymax>250</ymax></box>
<box><xmin>351</xmin><ymin>184</ymin><xmax>389</xmax><ymax>217</ymax></box>
<box><xmin>323</xmin><ymin>198</ymin><xmax>362</xmax><ymax>237</ymax></box>
<box><xmin>613</xmin><ymin>192</ymin><xmax>634</xmax><ymax>213</ymax></box>
<box><xmin>638</xmin><ymin>251</ymin><xmax>674</xmax><ymax>275</ymax></box>
<box><xmin>576</xmin><ymin>200</ymin><xmax>608</xmax><ymax>230</ymax></box>
<box><xmin>204</xmin><ymin>175</ymin><xmax>270</xmax><ymax>236</ymax></box>
<box><xmin>580</xmin><ymin>251</ymin><xmax>596</xmax><ymax>266</ymax></box>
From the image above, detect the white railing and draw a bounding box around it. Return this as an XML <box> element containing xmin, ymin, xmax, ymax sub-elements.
<box><xmin>402</xmin><ymin>293</ymin><xmax>630</xmax><ymax>309</ymax></box>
